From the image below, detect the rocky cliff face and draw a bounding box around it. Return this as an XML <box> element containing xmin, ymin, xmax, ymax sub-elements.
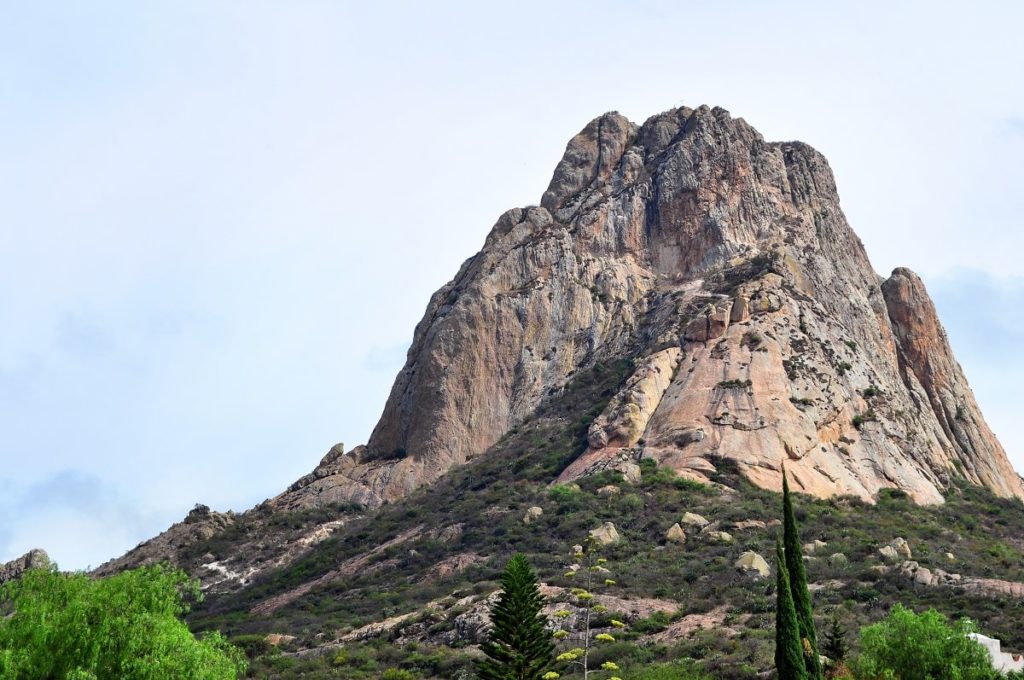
<box><xmin>275</xmin><ymin>104</ymin><xmax>1023</xmax><ymax>508</ymax></box>
<box><xmin>0</xmin><ymin>549</ymin><xmax>50</xmax><ymax>585</ymax></box>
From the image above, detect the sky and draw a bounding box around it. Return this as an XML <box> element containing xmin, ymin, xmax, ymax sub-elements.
<box><xmin>1</xmin><ymin>1</ymin><xmax>1022</xmax><ymax>571</ymax></box>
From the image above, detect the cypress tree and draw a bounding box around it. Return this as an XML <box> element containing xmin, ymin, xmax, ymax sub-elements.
<box><xmin>783</xmin><ymin>468</ymin><xmax>822</xmax><ymax>679</ymax></box>
<box><xmin>477</xmin><ymin>554</ymin><xmax>555</xmax><ymax>680</ymax></box>
<box><xmin>775</xmin><ymin>539</ymin><xmax>808</xmax><ymax>680</ymax></box>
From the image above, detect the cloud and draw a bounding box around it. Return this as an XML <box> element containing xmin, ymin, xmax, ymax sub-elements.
<box><xmin>1005</xmin><ymin>117</ymin><xmax>1024</xmax><ymax>136</ymax></box>
<box><xmin>0</xmin><ymin>470</ymin><xmax>163</xmax><ymax>571</ymax></box>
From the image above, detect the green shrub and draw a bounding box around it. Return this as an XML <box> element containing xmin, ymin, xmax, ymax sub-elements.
<box><xmin>852</xmin><ymin>410</ymin><xmax>876</xmax><ymax>429</ymax></box>
<box><xmin>632</xmin><ymin>660</ymin><xmax>714</xmax><ymax>679</ymax></box>
<box><xmin>850</xmin><ymin>605</ymin><xmax>994</xmax><ymax>680</ymax></box>
<box><xmin>549</xmin><ymin>484</ymin><xmax>581</xmax><ymax>503</ymax></box>
<box><xmin>381</xmin><ymin>669</ymin><xmax>415</xmax><ymax>680</ymax></box>
<box><xmin>0</xmin><ymin>565</ymin><xmax>246</xmax><ymax>680</ymax></box>
<box><xmin>621</xmin><ymin>493</ymin><xmax>645</xmax><ymax>510</ymax></box>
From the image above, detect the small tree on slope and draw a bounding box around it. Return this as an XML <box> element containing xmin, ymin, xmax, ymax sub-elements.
<box><xmin>776</xmin><ymin>539</ymin><xmax>809</xmax><ymax>680</ymax></box>
<box><xmin>783</xmin><ymin>469</ymin><xmax>823</xmax><ymax>679</ymax></box>
<box><xmin>477</xmin><ymin>554</ymin><xmax>555</xmax><ymax>680</ymax></box>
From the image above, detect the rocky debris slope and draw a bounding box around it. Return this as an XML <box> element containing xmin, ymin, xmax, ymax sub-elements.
<box><xmin>894</xmin><ymin>560</ymin><xmax>1024</xmax><ymax>599</ymax></box>
<box><xmin>0</xmin><ymin>549</ymin><xmax>50</xmax><ymax>585</ymax></box>
<box><xmin>276</xmin><ymin>104</ymin><xmax>1022</xmax><ymax>508</ymax></box>
<box><xmin>94</xmin><ymin>504</ymin><xmax>235</xmax><ymax>578</ymax></box>
<box><xmin>94</xmin><ymin>501</ymin><xmax>356</xmax><ymax>594</ymax></box>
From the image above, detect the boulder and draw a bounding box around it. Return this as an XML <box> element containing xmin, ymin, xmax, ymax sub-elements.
<box><xmin>733</xmin><ymin>520</ymin><xmax>768</xmax><ymax>531</ymax></box>
<box><xmin>665</xmin><ymin>523</ymin><xmax>686</xmax><ymax>545</ymax></box>
<box><xmin>803</xmin><ymin>539</ymin><xmax>828</xmax><ymax>555</ymax></box>
<box><xmin>735</xmin><ymin>551</ymin><xmax>770</xmax><ymax>579</ymax></box>
<box><xmin>878</xmin><ymin>545</ymin><xmax>899</xmax><ymax>562</ymax></box>
<box><xmin>681</xmin><ymin>512</ymin><xmax>709</xmax><ymax>529</ymax></box>
<box><xmin>589</xmin><ymin>522</ymin><xmax>621</xmax><ymax>546</ymax></box>
<box><xmin>523</xmin><ymin>506</ymin><xmax>544</xmax><ymax>525</ymax></box>
<box><xmin>703</xmin><ymin>530</ymin><xmax>733</xmax><ymax>544</ymax></box>
<box><xmin>266</xmin><ymin>633</ymin><xmax>296</xmax><ymax>647</ymax></box>
<box><xmin>890</xmin><ymin>537</ymin><xmax>912</xmax><ymax>559</ymax></box>
<box><xmin>620</xmin><ymin>462</ymin><xmax>643</xmax><ymax>485</ymax></box>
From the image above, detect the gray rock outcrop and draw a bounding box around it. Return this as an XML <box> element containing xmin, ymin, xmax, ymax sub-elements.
<box><xmin>0</xmin><ymin>549</ymin><xmax>50</xmax><ymax>585</ymax></box>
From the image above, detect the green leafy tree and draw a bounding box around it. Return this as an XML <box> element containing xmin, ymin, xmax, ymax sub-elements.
<box><xmin>783</xmin><ymin>469</ymin><xmax>822</xmax><ymax>679</ymax></box>
<box><xmin>775</xmin><ymin>540</ymin><xmax>808</xmax><ymax>680</ymax></box>
<box><xmin>551</xmin><ymin>536</ymin><xmax>626</xmax><ymax>680</ymax></box>
<box><xmin>850</xmin><ymin>605</ymin><xmax>997</xmax><ymax>680</ymax></box>
<box><xmin>477</xmin><ymin>554</ymin><xmax>555</xmax><ymax>680</ymax></box>
<box><xmin>0</xmin><ymin>563</ymin><xmax>246</xmax><ymax>680</ymax></box>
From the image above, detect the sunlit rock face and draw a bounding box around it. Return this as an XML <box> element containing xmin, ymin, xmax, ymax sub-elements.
<box><xmin>275</xmin><ymin>104</ymin><xmax>1023</xmax><ymax>509</ymax></box>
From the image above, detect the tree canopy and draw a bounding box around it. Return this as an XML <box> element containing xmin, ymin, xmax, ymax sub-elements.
<box><xmin>850</xmin><ymin>605</ymin><xmax>997</xmax><ymax>680</ymax></box>
<box><xmin>0</xmin><ymin>564</ymin><xmax>246</xmax><ymax>680</ymax></box>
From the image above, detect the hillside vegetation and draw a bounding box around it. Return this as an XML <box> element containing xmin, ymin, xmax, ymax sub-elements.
<box><xmin>173</xmin><ymin>361</ymin><xmax>1024</xmax><ymax>679</ymax></box>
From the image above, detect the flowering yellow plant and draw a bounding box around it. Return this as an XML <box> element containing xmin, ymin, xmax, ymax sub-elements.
<box><xmin>552</xmin><ymin>535</ymin><xmax>628</xmax><ymax>679</ymax></box>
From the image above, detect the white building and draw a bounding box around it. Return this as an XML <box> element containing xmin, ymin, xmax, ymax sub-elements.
<box><xmin>969</xmin><ymin>633</ymin><xmax>1024</xmax><ymax>674</ymax></box>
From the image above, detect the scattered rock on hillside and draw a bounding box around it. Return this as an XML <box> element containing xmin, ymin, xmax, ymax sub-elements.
<box><xmin>733</xmin><ymin>519</ymin><xmax>768</xmax><ymax>531</ymax></box>
<box><xmin>590</xmin><ymin>522</ymin><xmax>621</xmax><ymax>546</ymax></box>
<box><xmin>879</xmin><ymin>538</ymin><xmax>913</xmax><ymax>562</ymax></box>
<box><xmin>735</xmin><ymin>551</ymin><xmax>770</xmax><ymax>579</ymax></box>
<box><xmin>890</xmin><ymin>537</ymin><xmax>912</xmax><ymax>559</ymax></box>
<box><xmin>665</xmin><ymin>523</ymin><xmax>687</xmax><ymax>544</ymax></box>
<box><xmin>894</xmin><ymin>560</ymin><xmax>1024</xmax><ymax>599</ymax></box>
<box><xmin>703</xmin><ymin>530</ymin><xmax>733</xmax><ymax>544</ymax></box>
<box><xmin>878</xmin><ymin>545</ymin><xmax>899</xmax><ymax>562</ymax></box>
<box><xmin>682</xmin><ymin>512</ymin><xmax>709</xmax><ymax>528</ymax></box>
<box><xmin>803</xmin><ymin>540</ymin><xmax>828</xmax><ymax>555</ymax></box>
<box><xmin>523</xmin><ymin>506</ymin><xmax>543</xmax><ymax>524</ymax></box>
<box><xmin>620</xmin><ymin>462</ymin><xmax>643</xmax><ymax>485</ymax></box>
<box><xmin>266</xmin><ymin>634</ymin><xmax>296</xmax><ymax>647</ymax></box>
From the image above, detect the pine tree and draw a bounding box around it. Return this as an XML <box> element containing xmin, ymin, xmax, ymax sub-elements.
<box><xmin>783</xmin><ymin>469</ymin><xmax>822</xmax><ymax>679</ymax></box>
<box><xmin>821</xmin><ymin>612</ymin><xmax>848</xmax><ymax>664</ymax></box>
<box><xmin>477</xmin><ymin>554</ymin><xmax>555</xmax><ymax>680</ymax></box>
<box><xmin>775</xmin><ymin>540</ymin><xmax>808</xmax><ymax>680</ymax></box>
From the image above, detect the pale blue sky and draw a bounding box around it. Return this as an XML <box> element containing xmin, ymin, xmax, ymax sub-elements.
<box><xmin>2</xmin><ymin>1</ymin><xmax>1022</xmax><ymax>570</ymax></box>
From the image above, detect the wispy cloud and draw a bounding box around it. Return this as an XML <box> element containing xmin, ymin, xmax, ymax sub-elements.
<box><xmin>0</xmin><ymin>470</ymin><xmax>163</xmax><ymax>571</ymax></box>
